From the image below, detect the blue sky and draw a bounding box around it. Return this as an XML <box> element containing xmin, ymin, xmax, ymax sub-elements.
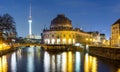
<box><xmin>0</xmin><ymin>0</ymin><xmax>120</xmax><ymax>39</ymax></box>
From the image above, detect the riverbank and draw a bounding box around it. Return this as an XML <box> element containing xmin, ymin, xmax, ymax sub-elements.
<box><xmin>89</xmin><ymin>46</ymin><xmax>120</xmax><ymax>60</ymax></box>
<box><xmin>43</xmin><ymin>44</ymin><xmax>83</xmax><ymax>52</ymax></box>
<box><xmin>0</xmin><ymin>46</ymin><xmax>20</xmax><ymax>56</ymax></box>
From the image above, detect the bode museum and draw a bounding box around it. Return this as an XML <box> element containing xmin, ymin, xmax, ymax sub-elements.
<box><xmin>42</xmin><ymin>14</ymin><xmax>108</xmax><ymax>46</ymax></box>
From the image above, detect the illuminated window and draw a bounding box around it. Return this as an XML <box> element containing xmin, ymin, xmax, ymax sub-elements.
<box><xmin>48</xmin><ymin>39</ymin><xmax>50</xmax><ymax>44</ymax></box>
<box><xmin>73</xmin><ymin>39</ymin><xmax>75</xmax><ymax>44</ymax></box>
<box><xmin>63</xmin><ymin>38</ymin><xmax>66</xmax><ymax>44</ymax></box>
<box><xmin>57</xmin><ymin>39</ymin><xmax>60</xmax><ymax>44</ymax></box>
<box><xmin>51</xmin><ymin>39</ymin><xmax>55</xmax><ymax>44</ymax></box>
<box><xmin>68</xmin><ymin>39</ymin><xmax>71</xmax><ymax>44</ymax></box>
<box><xmin>44</xmin><ymin>39</ymin><xmax>48</xmax><ymax>44</ymax></box>
<box><xmin>44</xmin><ymin>39</ymin><xmax>50</xmax><ymax>44</ymax></box>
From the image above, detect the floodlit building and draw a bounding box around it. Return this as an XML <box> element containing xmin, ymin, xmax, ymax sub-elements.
<box><xmin>42</xmin><ymin>14</ymin><xmax>92</xmax><ymax>45</ymax></box>
<box><xmin>111</xmin><ymin>19</ymin><xmax>120</xmax><ymax>47</ymax></box>
<box><xmin>87</xmin><ymin>31</ymin><xmax>108</xmax><ymax>46</ymax></box>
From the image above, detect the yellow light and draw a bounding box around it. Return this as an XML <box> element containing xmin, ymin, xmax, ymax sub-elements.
<box><xmin>92</xmin><ymin>57</ymin><xmax>97</xmax><ymax>72</ymax></box>
<box><xmin>84</xmin><ymin>54</ymin><xmax>97</xmax><ymax>72</ymax></box>
<box><xmin>119</xmin><ymin>36</ymin><xmax>120</xmax><ymax>39</ymax></box>
<box><xmin>0</xmin><ymin>57</ymin><xmax>2</xmax><ymax>72</ymax></box>
<box><xmin>117</xmin><ymin>68</ymin><xmax>120</xmax><ymax>72</ymax></box>
<box><xmin>73</xmin><ymin>39</ymin><xmax>75</xmax><ymax>44</ymax></box>
<box><xmin>63</xmin><ymin>38</ymin><xmax>66</xmax><ymax>44</ymax></box>
<box><xmin>90</xmin><ymin>38</ymin><xmax>92</xmax><ymax>41</ymax></box>
<box><xmin>93</xmin><ymin>39</ymin><xmax>95</xmax><ymax>42</ymax></box>
<box><xmin>2</xmin><ymin>56</ymin><xmax>8</xmax><ymax>72</ymax></box>
<box><xmin>68</xmin><ymin>39</ymin><xmax>71</xmax><ymax>44</ymax></box>
<box><xmin>84</xmin><ymin>53</ymin><xmax>89</xmax><ymax>72</ymax></box>
<box><xmin>67</xmin><ymin>52</ymin><xmax>73</xmax><ymax>72</ymax></box>
<box><xmin>86</xmin><ymin>38</ymin><xmax>88</xmax><ymax>41</ymax></box>
<box><xmin>0</xmin><ymin>44</ymin><xmax>2</xmax><ymax>50</ymax></box>
<box><xmin>57</xmin><ymin>39</ymin><xmax>60</xmax><ymax>44</ymax></box>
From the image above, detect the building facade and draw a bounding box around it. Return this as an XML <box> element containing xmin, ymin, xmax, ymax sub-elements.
<box><xmin>42</xmin><ymin>14</ymin><xmax>92</xmax><ymax>45</ymax></box>
<box><xmin>111</xmin><ymin>19</ymin><xmax>120</xmax><ymax>47</ymax></box>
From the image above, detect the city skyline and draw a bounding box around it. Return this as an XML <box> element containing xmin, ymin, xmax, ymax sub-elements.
<box><xmin>0</xmin><ymin>0</ymin><xmax>120</xmax><ymax>39</ymax></box>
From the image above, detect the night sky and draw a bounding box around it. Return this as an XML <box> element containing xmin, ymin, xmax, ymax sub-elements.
<box><xmin>0</xmin><ymin>0</ymin><xmax>120</xmax><ymax>39</ymax></box>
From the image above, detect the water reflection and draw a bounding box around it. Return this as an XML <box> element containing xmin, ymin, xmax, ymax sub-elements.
<box><xmin>62</xmin><ymin>52</ymin><xmax>67</xmax><ymax>72</ymax></box>
<box><xmin>75</xmin><ymin>52</ymin><xmax>81</xmax><ymax>72</ymax></box>
<box><xmin>0</xmin><ymin>55</ymin><xmax>8</xmax><ymax>72</ymax></box>
<box><xmin>84</xmin><ymin>53</ymin><xmax>97</xmax><ymax>72</ymax></box>
<box><xmin>27</xmin><ymin>47</ymin><xmax>34</xmax><ymax>72</ymax></box>
<box><xmin>11</xmin><ymin>52</ymin><xmax>17</xmax><ymax>72</ymax></box>
<box><xmin>44</xmin><ymin>52</ymin><xmax>50</xmax><ymax>72</ymax></box>
<box><xmin>44</xmin><ymin>51</ymin><xmax>82</xmax><ymax>72</ymax></box>
<box><xmin>0</xmin><ymin>47</ymin><xmax>119</xmax><ymax>72</ymax></box>
<box><xmin>67</xmin><ymin>52</ymin><xmax>73</xmax><ymax>72</ymax></box>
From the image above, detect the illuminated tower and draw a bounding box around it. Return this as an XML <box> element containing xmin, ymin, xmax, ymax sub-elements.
<box><xmin>28</xmin><ymin>3</ymin><xmax>32</xmax><ymax>38</ymax></box>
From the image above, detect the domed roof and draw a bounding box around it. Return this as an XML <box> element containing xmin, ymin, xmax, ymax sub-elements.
<box><xmin>50</xmin><ymin>14</ymin><xmax>72</xmax><ymax>30</ymax></box>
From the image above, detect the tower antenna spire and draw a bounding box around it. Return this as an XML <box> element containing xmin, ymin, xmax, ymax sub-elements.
<box><xmin>29</xmin><ymin>2</ymin><xmax>32</xmax><ymax>20</ymax></box>
<box><xmin>28</xmin><ymin>1</ymin><xmax>32</xmax><ymax>38</ymax></box>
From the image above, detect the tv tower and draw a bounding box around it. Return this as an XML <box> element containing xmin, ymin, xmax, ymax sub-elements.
<box><xmin>28</xmin><ymin>2</ymin><xmax>32</xmax><ymax>38</ymax></box>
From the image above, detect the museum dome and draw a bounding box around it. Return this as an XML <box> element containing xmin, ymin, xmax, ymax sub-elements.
<box><xmin>50</xmin><ymin>14</ymin><xmax>72</xmax><ymax>30</ymax></box>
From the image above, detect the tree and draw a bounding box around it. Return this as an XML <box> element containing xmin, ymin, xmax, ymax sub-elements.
<box><xmin>0</xmin><ymin>13</ymin><xmax>17</xmax><ymax>42</ymax></box>
<box><xmin>0</xmin><ymin>14</ymin><xmax>17</xmax><ymax>42</ymax></box>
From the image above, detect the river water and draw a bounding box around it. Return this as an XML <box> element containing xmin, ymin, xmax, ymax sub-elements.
<box><xmin>0</xmin><ymin>46</ymin><xmax>119</xmax><ymax>72</ymax></box>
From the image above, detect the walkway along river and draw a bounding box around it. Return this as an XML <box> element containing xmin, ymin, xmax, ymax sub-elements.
<box><xmin>0</xmin><ymin>46</ymin><xmax>119</xmax><ymax>72</ymax></box>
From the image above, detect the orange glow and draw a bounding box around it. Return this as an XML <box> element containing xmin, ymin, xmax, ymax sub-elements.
<box><xmin>67</xmin><ymin>52</ymin><xmax>73</xmax><ymax>72</ymax></box>
<box><xmin>84</xmin><ymin>53</ymin><xmax>89</xmax><ymax>72</ymax></box>
<box><xmin>2</xmin><ymin>56</ymin><xmax>8</xmax><ymax>72</ymax></box>
<box><xmin>0</xmin><ymin>44</ymin><xmax>2</xmax><ymax>50</ymax></box>
<box><xmin>118</xmin><ymin>68</ymin><xmax>120</xmax><ymax>72</ymax></box>
<box><xmin>68</xmin><ymin>39</ymin><xmax>71</xmax><ymax>44</ymax></box>
<box><xmin>0</xmin><ymin>57</ymin><xmax>2</xmax><ymax>72</ymax></box>
<box><xmin>0</xmin><ymin>43</ymin><xmax>11</xmax><ymax>51</ymax></box>
<box><xmin>92</xmin><ymin>57</ymin><xmax>97</xmax><ymax>72</ymax></box>
<box><xmin>86</xmin><ymin>38</ymin><xmax>88</xmax><ymax>41</ymax></box>
<box><xmin>63</xmin><ymin>38</ymin><xmax>66</xmax><ymax>44</ymax></box>
<box><xmin>90</xmin><ymin>38</ymin><xmax>92</xmax><ymax>41</ymax></box>
<box><xmin>84</xmin><ymin>53</ymin><xmax>97</xmax><ymax>72</ymax></box>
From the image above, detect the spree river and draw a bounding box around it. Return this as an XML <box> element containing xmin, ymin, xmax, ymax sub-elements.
<box><xmin>0</xmin><ymin>46</ymin><xmax>119</xmax><ymax>72</ymax></box>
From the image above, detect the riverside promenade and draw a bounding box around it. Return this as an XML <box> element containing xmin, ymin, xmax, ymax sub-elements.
<box><xmin>89</xmin><ymin>46</ymin><xmax>120</xmax><ymax>60</ymax></box>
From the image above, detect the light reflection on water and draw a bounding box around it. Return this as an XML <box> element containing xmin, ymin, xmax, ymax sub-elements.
<box><xmin>84</xmin><ymin>53</ymin><xmax>97</xmax><ymax>72</ymax></box>
<box><xmin>27</xmin><ymin>47</ymin><xmax>34</xmax><ymax>72</ymax></box>
<box><xmin>11</xmin><ymin>52</ymin><xmax>17</xmax><ymax>72</ymax></box>
<box><xmin>0</xmin><ymin>55</ymin><xmax>7</xmax><ymax>72</ymax></box>
<box><xmin>44</xmin><ymin>52</ymin><xmax>50</xmax><ymax>72</ymax></box>
<box><xmin>0</xmin><ymin>46</ymin><xmax>119</xmax><ymax>72</ymax></box>
<box><xmin>44</xmin><ymin>51</ymin><xmax>81</xmax><ymax>72</ymax></box>
<box><xmin>75</xmin><ymin>52</ymin><xmax>81</xmax><ymax>72</ymax></box>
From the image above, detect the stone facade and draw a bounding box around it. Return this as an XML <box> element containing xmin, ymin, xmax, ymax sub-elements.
<box><xmin>42</xmin><ymin>14</ymin><xmax>92</xmax><ymax>45</ymax></box>
<box><xmin>111</xmin><ymin>19</ymin><xmax>120</xmax><ymax>47</ymax></box>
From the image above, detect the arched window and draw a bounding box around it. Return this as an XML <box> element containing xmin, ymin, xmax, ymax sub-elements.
<box><xmin>68</xmin><ymin>39</ymin><xmax>71</xmax><ymax>44</ymax></box>
<box><xmin>63</xmin><ymin>38</ymin><xmax>66</xmax><ymax>44</ymax></box>
<box><xmin>51</xmin><ymin>39</ymin><xmax>55</xmax><ymax>44</ymax></box>
<box><xmin>57</xmin><ymin>39</ymin><xmax>60</xmax><ymax>44</ymax></box>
